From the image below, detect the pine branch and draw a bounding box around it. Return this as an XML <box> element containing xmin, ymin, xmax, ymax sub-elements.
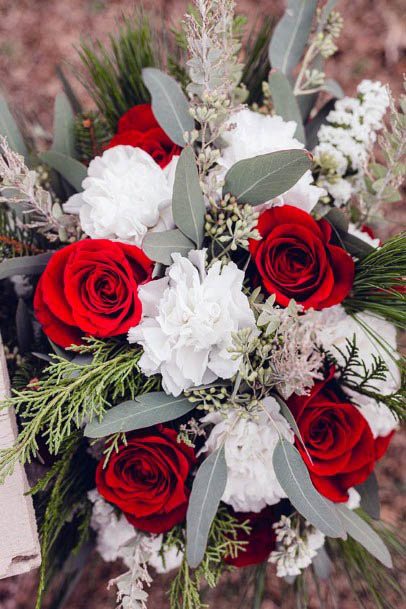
<box><xmin>74</xmin><ymin>112</ymin><xmax>112</xmax><ymax>163</ymax></box>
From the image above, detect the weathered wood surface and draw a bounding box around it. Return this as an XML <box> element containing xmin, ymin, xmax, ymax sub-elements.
<box><xmin>0</xmin><ymin>334</ymin><xmax>40</xmax><ymax>579</ymax></box>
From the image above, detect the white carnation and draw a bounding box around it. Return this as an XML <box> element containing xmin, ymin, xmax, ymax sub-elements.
<box><xmin>128</xmin><ymin>250</ymin><xmax>256</xmax><ymax>396</ymax></box>
<box><xmin>306</xmin><ymin>305</ymin><xmax>399</xmax><ymax>437</ymax></box>
<box><xmin>218</xmin><ymin>109</ymin><xmax>325</xmax><ymax>213</ymax></box>
<box><xmin>64</xmin><ymin>146</ymin><xmax>177</xmax><ymax>246</ymax></box>
<box><xmin>203</xmin><ymin>397</ymin><xmax>294</xmax><ymax>512</ymax></box>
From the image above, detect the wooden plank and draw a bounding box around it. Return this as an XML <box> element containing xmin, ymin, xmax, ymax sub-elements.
<box><xmin>0</xmin><ymin>334</ymin><xmax>41</xmax><ymax>578</ymax></box>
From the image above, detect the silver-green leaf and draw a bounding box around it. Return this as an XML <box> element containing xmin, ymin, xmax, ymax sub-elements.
<box><xmin>142</xmin><ymin>68</ymin><xmax>194</xmax><ymax>147</ymax></box>
<box><xmin>52</xmin><ymin>92</ymin><xmax>76</xmax><ymax>158</ymax></box>
<box><xmin>269</xmin><ymin>0</ymin><xmax>318</xmax><ymax>75</ymax></box>
<box><xmin>268</xmin><ymin>70</ymin><xmax>305</xmax><ymax>143</ymax></box>
<box><xmin>84</xmin><ymin>392</ymin><xmax>195</xmax><ymax>438</ymax></box>
<box><xmin>0</xmin><ymin>252</ymin><xmax>53</xmax><ymax>280</ymax></box>
<box><xmin>223</xmin><ymin>149</ymin><xmax>311</xmax><ymax>205</ymax></box>
<box><xmin>39</xmin><ymin>151</ymin><xmax>87</xmax><ymax>192</ymax></box>
<box><xmin>355</xmin><ymin>473</ymin><xmax>380</xmax><ymax>520</ymax></box>
<box><xmin>0</xmin><ymin>95</ymin><xmax>29</xmax><ymax>158</ymax></box>
<box><xmin>323</xmin><ymin>78</ymin><xmax>344</xmax><ymax>99</ymax></box>
<box><xmin>172</xmin><ymin>147</ymin><xmax>205</xmax><ymax>247</ymax></box>
<box><xmin>143</xmin><ymin>229</ymin><xmax>195</xmax><ymax>265</ymax></box>
<box><xmin>273</xmin><ymin>439</ymin><xmax>346</xmax><ymax>538</ymax></box>
<box><xmin>186</xmin><ymin>447</ymin><xmax>227</xmax><ymax>568</ymax></box>
<box><xmin>336</xmin><ymin>505</ymin><xmax>392</xmax><ymax>568</ymax></box>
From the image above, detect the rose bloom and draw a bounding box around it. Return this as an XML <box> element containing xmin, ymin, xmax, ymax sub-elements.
<box><xmin>287</xmin><ymin>368</ymin><xmax>393</xmax><ymax>502</ymax></box>
<box><xmin>225</xmin><ymin>507</ymin><xmax>276</xmax><ymax>568</ymax></box>
<box><xmin>34</xmin><ymin>239</ymin><xmax>152</xmax><ymax>347</ymax></box>
<box><xmin>249</xmin><ymin>205</ymin><xmax>354</xmax><ymax>310</ymax></box>
<box><xmin>96</xmin><ymin>427</ymin><xmax>196</xmax><ymax>534</ymax></box>
<box><xmin>107</xmin><ymin>104</ymin><xmax>181</xmax><ymax>168</ymax></box>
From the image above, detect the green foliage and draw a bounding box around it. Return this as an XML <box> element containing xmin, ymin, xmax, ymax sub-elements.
<box><xmin>31</xmin><ymin>432</ymin><xmax>95</xmax><ymax>609</ymax></box>
<box><xmin>78</xmin><ymin>13</ymin><xmax>158</xmax><ymax>129</ymax></box>
<box><xmin>0</xmin><ymin>207</ymin><xmax>43</xmax><ymax>260</ymax></box>
<box><xmin>169</xmin><ymin>506</ymin><xmax>250</xmax><ymax>609</ymax></box>
<box><xmin>74</xmin><ymin>112</ymin><xmax>112</xmax><ymax>163</ymax></box>
<box><xmin>0</xmin><ymin>338</ymin><xmax>158</xmax><ymax>482</ymax></box>
<box><xmin>344</xmin><ymin>232</ymin><xmax>406</xmax><ymax>328</ymax></box>
<box><xmin>241</xmin><ymin>18</ymin><xmax>273</xmax><ymax>104</ymax></box>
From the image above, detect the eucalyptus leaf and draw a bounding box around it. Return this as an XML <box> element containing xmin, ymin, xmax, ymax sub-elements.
<box><xmin>39</xmin><ymin>151</ymin><xmax>87</xmax><ymax>192</ymax></box>
<box><xmin>186</xmin><ymin>446</ymin><xmax>228</xmax><ymax>568</ymax></box>
<box><xmin>304</xmin><ymin>98</ymin><xmax>336</xmax><ymax>150</ymax></box>
<box><xmin>269</xmin><ymin>0</ymin><xmax>318</xmax><ymax>75</ymax></box>
<box><xmin>325</xmin><ymin>208</ymin><xmax>350</xmax><ymax>233</ymax></box>
<box><xmin>52</xmin><ymin>92</ymin><xmax>76</xmax><ymax>158</ymax></box>
<box><xmin>16</xmin><ymin>298</ymin><xmax>33</xmax><ymax>354</ymax></box>
<box><xmin>336</xmin><ymin>230</ymin><xmax>375</xmax><ymax>259</ymax></box>
<box><xmin>172</xmin><ymin>147</ymin><xmax>205</xmax><ymax>247</ymax></box>
<box><xmin>336</xmin><ymin>505</ymin><xmax>392</xmax><ymax>568</ymax></box>
<box><xmin>0</xmin><ymin>252</ymin><xmax>53</xmax><ymax>281</ymax></box>
<box><xmin>274</xmin><ymin>395</ymin><xmax>309</xmax><ymax>459</ymax></box>
<box><xmin>85</xmin><ymin>393</ymin><xmax>195</xmax><ymax>438</ymax></box>
<box><xmin>268</xmin><ymin>70</ymin><xmax>304</xmax><ymax>143</ymax></box>
<box><xmin>142</xmin><ymin>68</ymin><xmax>194</xmax><ymax>147</ymax></box>
<box><xmin>223</xmin><ymin>149</ymin><xmax>311</xmax><ymax>205</ymax></box>
<box><xmin>312</xmin><ymin>546</ymin><xmax>333</xmax><ymax>580</ymax></box>
<box><xmin>143</xmin><ymin>229</ymin><xmax>195</xmax><ymax>265</ymax></box>
<box><xmin>0</xmin><ymin>95</ymin><xmax>28</xmax><ymax>158</ymax></box>
<box><xmin>273</xmin><ymin>439</ymin><xmax>346</xmax><ymax>538</ymax></box>
<box><xmin>323</xmin><ymin>79</ymin><xmax>344</xmax><ymax>99</ymax></box>
<box><xmin>356</xmin><ymin>473</ymin><xmax>380</xmax><ymax>520</ymax></box>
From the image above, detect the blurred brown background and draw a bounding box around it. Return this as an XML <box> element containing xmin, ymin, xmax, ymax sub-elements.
<box><xmin>0</xmin><ymin>0</ymin><xmax>405</xmax><ymax>608</ymax></box>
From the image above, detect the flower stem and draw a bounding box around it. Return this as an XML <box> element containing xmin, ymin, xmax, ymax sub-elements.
<box><xmin>252</xmin><ymin>562</ymin><xmax>267</xmax><ymax>609</ymax></box>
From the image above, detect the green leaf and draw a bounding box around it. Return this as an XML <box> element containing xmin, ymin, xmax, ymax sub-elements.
<box><xmin>336</xmin><ymin>505</ymin><xmax>392</xmax><ymax>568</ymax></box>
<box><xmin>0</xmin><ymin>252</ymin><xmax>53</xmax><ymax>280</ymax></box>
<box><xmin>336</xmin><ymin>230</ymin><xmax>375</xmax><ymax>259</ymax></box>
<box><xmin>172</xmin><ymin>147</ymin><xmax>205</xmax><ymax>247</ymax></box>
<box><xmin>269</xmin><ymin>0</ymin><xmax>318</xmax><ymax>75</ymax></box>
<box><xmin>369</xmin><ymin>163</ymin><xmax>387</xmax><ymax>180</ymax></box>
<box><xmin>0</xmin><ymin>95</ymin><xmax>29</xmax><ymax>158</ymax></box>
<box><xmin>323</xmin><ymin>78</ymin><xmax>344</xmax><ymax>99</ymax></box>
<box><xmin>16</xmin><ymin>298</ymin><xmax>33</xmax><ymax>354</ymax></box>
<box><xmin>325</xmin><ymin>208</ymin><xmax>349</xmax><ymax>233</ymax></box>
<box><xmin>223</xmin><ymin>149</ymin><xmax>311</xmax><ymax>205</ymax></box>
<box><xmin>186</xmin><ymin>447</ymin><xmax>228</xmax><ymax>568</ymax></box>
<box><xmin>142</xmin><ymin>229</ymin><xmax>195</xmax><ymax>265</ymax></box>
<box><xmin>356</xmin><ymin>473</ymin><xmax>380</xmax><ymax>520</ymax></box>
<box><xmin>273</xmin><ymin>439</ymin><xmax>346</xmax><ymax>538</ymax></box>
<box><xmin>39</xmin><ymin>151</ymin><xmax>87</xmax><ymax>192</ymax></box>
<box><xmin>84</xmin><ymin>392</ymin><xmax>195</xmax><ymax>438</ymax></box>
<box><xmin>52</xmin><ymin>92</ymin><xmax>76</xmax><ymax>158</ymax></box>
<box><xmin>305</xmin><ymin>99</ymin><xmax>336</xmax><ymax>150</ymax></box>
<box><xmin>268</xmin><ymin>70</ymin><xmax>304</xmax><ymax>143</ymax></box>
<box><xmin>274</xmin><ymin>396</ymin><xmax>312</xmax><ymax>463</ymax></box>
<box><xmin>142</xmin><ymin>68</ymin><xmax>194</xmax><ymax>147</ymax></box>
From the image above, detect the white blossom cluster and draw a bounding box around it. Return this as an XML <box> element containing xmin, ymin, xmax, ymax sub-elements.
<box><xmin>314</xmin><ymin>80</ymin><xmax>390</xmax><ymax>205</ymax></box>
<box><xmin>269</xmin><ymin>516</ymin><xmax>325</xmax><ymax>578</ymax></box>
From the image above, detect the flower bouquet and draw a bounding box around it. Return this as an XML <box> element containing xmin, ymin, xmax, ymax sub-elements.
<box><xmin>0</xmin><ymin>1</ymin><xmax>405</xmax><ymax>608</ymax></box>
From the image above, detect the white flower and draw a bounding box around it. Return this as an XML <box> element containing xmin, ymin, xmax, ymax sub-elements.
<box><xmin>306</xmin><ymin>305</ymin><xmax>399</xmax><ymax>437</ymax></box>
<box><xmin>346</xmin><ymin>487</ymin><xmax>361</xmax><ymax>510</ymax></box>
<box><xmin>203</xmin><ymin>397</ymin><xmax>294</xmax><ymax>512</ymax></box>
<box><xmin>148</xmin><ymin>536</ymin><xmax>183</xmax><ymax>574</ymax></box>
<box><xmin>348</xmin><ymin>223</ymin><xmax>380</xmax><ymax>248</ymax></box>
<box><xmin>218</xmin><ymin>109</ymin><xmax>325</xmax><ymax>213</ymax></box>
<box><xmin>324</xmin><ymin>177</ymin><xmax>353</xmax><ymax>205</ymax></box>
<box><xmin>64</xmin><ymin>146</ymin><xmax>177</xmax><ymax>246</ymax></box>
<box><xmin>128</xmin><ymin>250</ymin><xmax>256</xmax><ymax>396</ymax></box>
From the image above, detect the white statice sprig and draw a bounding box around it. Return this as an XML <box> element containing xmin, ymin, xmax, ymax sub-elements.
<box><xmin>269</xmin><ymin>515</ymin><xmax>325</xmax><ymax>578</ymax></box>
<box><xmin>0</xmin><ymin>136</ymin><xmax>79</xmax><ymax>242</ymax></box>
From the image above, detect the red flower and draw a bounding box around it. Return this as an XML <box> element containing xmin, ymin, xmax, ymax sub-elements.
<box><xmin>225</xmin><ymin>507</ymin><xmax>276</xmax><ymax>568</ymax></box>
<box><xmin>34</xmin><ymin>239</ymin><xmax>152</xmax><ymax>347</ymax></box>
<box><xmin>96</xmin><ymin>427</ymin><xmax>196</xmax><ymax>534</ymax></box>
<box><xmin>107</xmin><ymin>104</ymin><xmax>182</xmax><ymax>168</ymax></box>
<box><xmin>249</xmin><ymin>205</ymin><xmax>355</xmax><ymax>310</ymax></box>
<box><xmin>287</xmin><ymin>368</ymin><xmax>393</xmax><ymax>502</ymax></box>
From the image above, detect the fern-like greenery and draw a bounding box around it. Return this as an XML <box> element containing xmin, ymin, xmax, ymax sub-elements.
<box><xmin>169</xmin><ymin>505</ymin><xmax>250</xmax><ymax>609</ymax></box>
<box><xmin>0</xmin><ymin>338</ymin><xmax>159</xmax><ymax>482</ymax></box>
<box><xmin>31</xmin><ymin>432</ymin><xmax>96</xmax><ymax>609</ymax></box>
<box><xmin>344</xmin><ymin>233</ymin><xmax>406</xmax><ymax>328</ymax></box>
<box><xmin>77</xmin><ymin>13</ymin><xmax>158</xmax><ymax>130</ymax></box>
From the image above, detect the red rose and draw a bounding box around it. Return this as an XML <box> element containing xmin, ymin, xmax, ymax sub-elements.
<box><xmin>225</xmin><ymin>507</ymin><xmax>276</xmax><ymax>568</ymax></box>
<box><xmin>249</xmin><ymin>205</ymin><xmax>355</xmax><ymax>310</ymax></box>
<box><xmin>107</xmin><ymin>104</ymin><xmax>182</xmax><ymax>168</ymax></box>
<box><xmin>287</xmin><ymin>368</ymin><xmax>393</xmax><ymax>502</ymax></box>
<box><xmin>96</xmin><ymin>427</ymin><xmax>196</xmax><ymax>534</ymax></box>
<box><xmin>34</xmin><ymin>239</ymin><xmax>152</xmax><ymax>347</ymax></box>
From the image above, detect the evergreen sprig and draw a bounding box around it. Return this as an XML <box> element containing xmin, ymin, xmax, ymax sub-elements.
<box><xmin>74</xmin><ymin>112</ymin><xmax>112</xmax><ymax>163</ymax></box>
<box><xmin>169</xmin><ymin>506</ymin><xmax>250</xmax><ymax>609</ymax></box>
<box><xmin>0</xmin><ymin>338</ymin><xmax>158</xmax><ymax>482</ymax></box>
<box><xmin>77</xmin><ymin>13</ymin><xmax>158</xmax><ymax>129</ymax></box>
<box><xmin>345</xmin><ymin>233</ymin><xmax>406</xmax><ymax>328</ymax></box>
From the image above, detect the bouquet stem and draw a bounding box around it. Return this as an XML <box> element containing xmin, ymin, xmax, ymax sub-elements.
<box><xmin>252</xmin><ymin>562</ymin><xmax>267</xmax><ymax>609</ymax></box>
